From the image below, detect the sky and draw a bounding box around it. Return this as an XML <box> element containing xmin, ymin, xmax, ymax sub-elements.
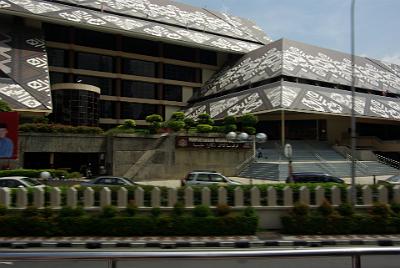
<box><xmin>176</xmin><ymin>0</ymin><xmax>400</xmax><ymax>65</ymax></box>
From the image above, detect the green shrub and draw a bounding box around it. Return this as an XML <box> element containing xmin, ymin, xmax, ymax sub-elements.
<box><xmin>171</xmin><ymin>112</ymin><xmax>185</xmax><ymax>121</ymax></box>
<box><xmin>0</xmin><ymin>99</ymin><xmax>11</xmax><ymax>112</ymax></box>
<box><xmin>391</xmin><ymin>203</ymin><xmax>400</xmax><ymax>214</ymax></box>
<box><xmin>66</xmin><ymin>172</ymin><xmax>82</xmax><ymax>179</ymax></box>
<box><xmin>22</xmin><ymin>206</ymin><xmax>41</xmax><ymax>218</ymax></box>
<box><xmin>183</xmin><ymin>118</ymin><xmax>196</xmax><ymax>130</ymax></box>
<box><xmin>239</xmin><ymin>113</ymin><xmax>258</xmax><ymax>127</ymax></box>
<box><xmin>242</xmin><ymin>126</ymin><xmax>256</xmax><ymax>135</ymax></box>
<box><xmin>371</xmin><ymin>203</ymin><xmax>391</xmax><ymax>218</ymax></box>
<box><xmin>122</xmin><ymin>119</ymin><xmax>137</xmax><ymax>129</ymax></box>
<box><xmin>196</xmin><ymin>124</ymin><xmax>213</xmax><ymax>133</ymax></box>
<box><xmin>292</xmin><ymin>203</ymin><xmax>309</xmax><ymax>217</ymax></box>
<box><xmin>100</xmin><ymin>205</ymin><xmax>118</xmax><ymax>218</ymax></box>
<box><xmin>172</xmin><ymin>202</ymin><xmax>185</xmax><ymax>216</ymax></box>
<box><xmin>215</xmin><ymin>204</ymin><xmax>231</xmax><ymax>216</ymax></box>
<box><xmin>33</xmin><ymin>117</ymin><xmax>49</xmax><ymax>124</ymax></box>
<box><xmin>336</xmin><ymin>203</ymin><xmax>354</xmax><ymax>216</ymax></box>
<box><xmin>243</xmin><ymin>206</ymin><xmax>256</xmax><ymax>217</ymax></box>
<box><xmin>223</xmin><ymin>116</ymin><xmax>236</xmax><ymax>125</ymax></box>
<box><xmin>146</xmin><ymin>114</ymin><xmax>163</xmax><ymax>134</ymax></box>
<box><xmin>167</xmin><ymin>120</ymin><xmax>185</xmax><ymax>132</ymax></box>
<box><xmin>193</xmin><ymin>205</ymin><xmax>211</xmax><ymax>217</ymax></box>
<box><xmin>0</xmin><ymin>205</ymin><xmax>7</xmax><ymax>216</ymax></box>
<box><xmin>125</xmin><ymin>204</ymin><xmax>138</xmax><ymax>217</ymax></box>
<box><xmin>19</xmin><ymin>123</ymin><xmax>103</xmax><ymax>134</ymax></box>
<box><xmin>150</xmin><ymin>207</ymin><xmax>161</xmax><ymax>217</ymax></box>
<box><xmin>317</xmin><ymin>200</ymin><xmax>334</xmax><ymax>216</ymax></box>
<box><xmin>197</xmin><ymin>113</ymin><xmax>214</xmax><ymax>125</ymax></box>
<box><xmin>211</xmin><ymin>126</ymin><xmax>225</xmax><ymax>133</ymax></box>
<box><xmin>224</xmin><ymin>124</ymin><xmax>237</xmax><ymax>133</ymax></box>
<box><xmin>59</xmin><ymin>206</ymin><xmax>85</xmax><ymax>217</ymax></box>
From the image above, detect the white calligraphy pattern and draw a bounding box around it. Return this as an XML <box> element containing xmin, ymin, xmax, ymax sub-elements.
<box><xmin>0</xmin><ymin>83</ymin><xmax>42</xmax><ymax>108</ymax></box>
<box><xmin>210</xmin><ymin>95</ymin><xmax>247</xmax><ymax>118</ymax></box>
<box><xmin>227</xmin><ymin>93</ymin><xmax>263</xmax><ymax>116</ymax></box>
<box><xmin>184</xmin><ymin>105</ymin><xmax>206</xmax><ymax>120</ymax></box>
<box><xmin>301</xmin><ymin>91</ymin><xmax>343</xmax><ymax>114</ymax></box>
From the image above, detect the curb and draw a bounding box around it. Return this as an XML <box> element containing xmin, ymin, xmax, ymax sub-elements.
<box><xmin>0</xmin><ymin>239</ymin><xmax>399</xmax><ymax>249</ymax></box>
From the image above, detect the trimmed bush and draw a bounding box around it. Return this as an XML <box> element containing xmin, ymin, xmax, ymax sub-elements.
<box><xmin>171</xmin><ymin>112</ymin><xmax>185</xmax><ymax>121</ymax></box>
<box><xmin>215</xmin><ymin>204</ymin><xmax>231</xmax><ymax>216</ymax></box>
<box><xmin>197</xmin><ymin>113</ymin><xmax>214</xmax><ymax>125</ymax></box>
<box><xmin>224</xmin><ymin>124</ymin><xmax>237</xmax><ymax>133</ymax></box>
<box><xmin>19</xmin><ymin>123</ymin><xmax>103</xmax><ymax>134</ymax></box>
<box><xmin>167</xmin><ymin>120</ymin><xmax>185</xmax><ymax>132</ymax></box>
<box><xmin>223</xmin><ymin>115</ymin><xmax>236</xmax><ymax>125</ymax></box>
<box><xmin>184</xmin><ymin>118</ymin><xmax>196</xmax><ymax>131</ymax></box>
<box><xmin>196</xmin><ymin>124</ymin><xmax>213</xmax><ymax>133</ymax></box>
<box><xmin>242</xmin><ymin>126</ymin><xmax>256</xmax><ymax>135</ymax></box>
<box><xmin>193</xmin><ymin>205</ymin><xmax>211</xmax><ymax>217</ymax></box>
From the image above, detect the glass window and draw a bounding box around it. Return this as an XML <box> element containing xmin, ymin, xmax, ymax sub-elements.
<box><xmin>121</xmin><ymin>37</ymin><xmax>159</xmax><ymax>56</ymax></box>
<box><xmin>163</xmin><ymin>85</ymin><xmax>182</xmax><ymax>102</ymax></box>
<box><xmin>210</xmin><ymin>174</ymin><xmax>225</xmax><ymax>182</ymax></box>
<box><xmin>43</xmin><ymin>23</ymin><xmax>70</xmax><ymax>43</ymax></box>
<box><xmin>122</xmin><ymin>59</ymin><xmax>156</xmax><ymax>77</ymax></box>
<box><xmin>75</xmin><ymin>75</ymin><xmax>113</xmax><ymax>95</ymax></box>
<box><xmin>121</xmin><ymin>102</ymin><xmax>158</xmax><ymax>120</ymax></box>
<box><xmin>76</xmin><ymin>52</ymin><xmax>114</xmax><ymax>72</ymax></box>
<box><xmin>100</xmin><ymin>100</ymin><xmax>114</xmax><ymax>118</ymax></box>
<box><xmin>47</xmin><ymin>48</ymin><xmax>68</xmax><ymax>67</ymax></box>
<box><xmin>196</xmin><ymin>174</ymin><xmax>209</xmax><ymax>182</ymax></box>
<box><xmin>164</xmin><ymin>43</ymin><xmax>196</xmax><ymax>62</ymax></box>
<box><xmin>199</xmin><ymin>49</ymin><xmax>217</xmax><ymax>65</ymax></box>
<box><xmin>75</xmin><ymin>28</ymin><xmax>115</xmax><ymax>50</ymax></box>
<box><xmin>164</xmin><ymin>64</ymin><xmax>199</xmax><ymax>82</ymax></box>
<box><xmin>49</xmin><ymin>72</ymin><xmax>68</xmax><ymax>84</ymax></box>
<box><xmin>122</xmin><ymin>81</ymin><xmax>156</xmax><ymax>99</ymax></box>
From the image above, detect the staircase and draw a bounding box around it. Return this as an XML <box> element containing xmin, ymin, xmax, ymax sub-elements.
<box><xmin>239</xmin><ymin>140</ymin><xmax>400</xmax><ymax>181</ymax></box>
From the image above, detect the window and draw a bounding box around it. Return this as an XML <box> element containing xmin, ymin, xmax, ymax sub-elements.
<box><xmin>43</xmin><ymin>23</ymin><xmax>70</xmax><ymax>43</ymax></box>
<box><xmin>199</xmin><ymin>49</ymin><xmax>217</xmax><ymax>65</ymax></box>
<box><xmin>163</xmin><ymin>85</ymin><xmax>182</xmax><ymax>101</ymax></box>
<box><xmin>121</xmin><ymin>102</ymin><xmax>158</xmax><ymax>120</ymax></box>
<box><xmin>210</xmin><ymin>174</ymin><xmax>225</xmax><ymax>182</ymax></box>
<box><xmin>47</xmin><ymin>48</ymin><xmax>68</xmax><ymax>67</ymax></box>
<box><xmin>76</xmin><ymin>52</ymin><xmax>113</xmax><ymax>72</ymax></box>
<box><xmin>100</xmin><ymin>100</ymin><xmax>114</xmax><ymax>118</ymax></box>
<box><xmin>164</xmin><ymin>43</ymin><xmax>196</xmax><ymax>62</ymax></box>
<box><xmin>122</xmin><ymin>59</ymin><xmax>156</xmax><ymax>77</ymax></box>
<box><xmin>164</xmin><ymin>64</ymin><xmax>199</xmax><ymax>82</ymax></box>
<box><xmin>121</xmin><ymin>37</ymin><xmax>159</xmax><ymax>56</ymax></box>
<box><xmin>49</xmin><ymin>72</ymin><xmax>68</xmax><ymax>84</ymax></box>
<box><xmin>75</xmin><ymin>28</ymin><xmax>115</xmax><ymax>50</ymax></box>
<box><xmin>196</xmin><ymin>174</ymin><xmax>209</xmax><ymax>182</ymax></box>
<box><xmin>75</xmin><ymin>75</ymin><xmax>113</xmax><ymax>95</ymax></box>
<box><xmin>122</xmin><ymin>81</ymin><xmax>156</xmax><ymax>99</ymax></box>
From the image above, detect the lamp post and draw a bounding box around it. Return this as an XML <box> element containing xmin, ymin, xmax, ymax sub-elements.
<box><xmin>284</xmin><ymin>143</ymin><xmax>293</xmax><ymax>183</ymax></box>
<box><xmin>226</xmin><ymin>131</ymin><xmax>267</xmax><ymax>185</ymax></box>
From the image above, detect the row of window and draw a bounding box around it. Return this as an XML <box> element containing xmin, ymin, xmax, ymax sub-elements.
<box><xmin>100</xmin><ymin>101</ymin><xmax>161</xmax><ymax>120</ymax></box>
<box><xmin>44</xmin><ymin>23</ymin><xmax>218</xmax><ymax>65</ymax></box>
<box><xmin>49</xmin><ymin>73</ymin><xmax>183</xmax><ymax>102</ymax></box>
<box><xmin>48</xmin><ymin>48</ymin><xmax>200</xmax><ymax>83</ymax></box>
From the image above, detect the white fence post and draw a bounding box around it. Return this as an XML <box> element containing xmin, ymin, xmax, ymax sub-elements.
<box><xmin>394</xmin><ymin>185</ymin><xmax>400</xmax><ymax>204</ymax></box>
<box><xmin>251</xmin><ymin>186</ymin><xmax>260</xmax><ymax>207</ymax></box>
<box><xmin>362</xmin><ymin>185</ymin><xmax>372</xmax><ymax>205</ymax></box>
<box><xmin>378</xmin><ymin>185</ymin><xmax>388</xmax><ymax>204</ymax></box>
<box><xmin>100</xmin><ymin>187</ymin><xmax>111</xmax><ymax>207</ymax></box>
<box><xmin>299</xmin><ymin>186</ymin><xmax>310</xmax><ymax>205</ymax></box>
<box><xmin>151</xmin><ymin>187</ymin><xmax>161</xmax><ymax>207</ymax></box>
<box><xmin>33</xmin><ymin>187</ymin><xmax>45</xmax><ymax>209</ymax></box>
<box><xmin>267</xmin><ymin>186</ymin><xmax>277</xmax><ymax>206</ymax></box>
<box><xmin>135</xmin><ymin>187</ymin><xmax>144</xmax><ymax>207</ymax></box>
<box><xmin>67</xmin><ymin>187</ymin><xmax>77</xmax><ymax>208</ymax></box>
<box><xmin>16</xmin><ymin>188</ymin><xmax>28</xmax><ymax>209</ymax></box>
<box><xmin>0</xmin><ymin>187</ymin><xmax>11</xmax><ymax>208</ymax></box>
<box><xmin>315</xmin><ymin>186</ymin><xmax>325</xmax><ymax>206</ymax></box>
<box><xmin>184</xmin><ymin>187</ymin><xmax>193</xmax><ymax>207</ymax></box>
<box><xmin>84</xmin><ymin>187</ymin><xmax>94</xmax><ymax>208</ymax></box>
<box><xmin>283</xmin><ymin>186</ymin><xmax>293</xmax><ymax>206</ymax></box>
<box><xmin>218</xmin><ymin>187</ymin><xmax>227</xmax><ymax>206</ymax></box>
<box><xmin>117</xmin><ymin>187</ymin><xmax>128</xmax><ymax>208</ymax></box>
<box><xmin>168</xmin><ymin>188</ymin><xmax>177</xmax><ymax>207</ymax></box>
<box><xmin>201</xmin><ymin>187</ymin><xmax>211</xmax><ymax>206</ymax></box>
<box><xmin>331</xmin><ymin>186</ymin><xmax>341</xmax><ymax>206</ymax></box>
<box><xmin>50</xmin><ymin>187</ymin><xmax>61</xmax><ymax>209</ymax></box>
<box><xmin>234</xmin><ymin>187</ymin><xmax>243</xmax><ymax>207</ymax></box>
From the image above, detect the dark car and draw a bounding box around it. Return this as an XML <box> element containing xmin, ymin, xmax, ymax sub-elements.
<box><xmin>286</xmin><ymin>172</ymin><xmax>344</xmax><ymax>183</ymax></box>
<box><xmin>181</xmin><ymin>170</ymin><xmax>241</xmax><ymax>187</ymax></box>
<box><xmin>80</xmin><ymin>176</ymin><xmax>136</xmax><ymax>187</ymax></box>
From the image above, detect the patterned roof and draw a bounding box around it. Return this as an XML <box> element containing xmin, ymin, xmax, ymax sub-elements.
<box><xmin>0</xmin><ymin>0</ymin><xmax>270</xmax><ymax>53</ymax></box>
<box><xmin>198</xmin><ymin>39</ymin><xmax>400</xmax><ymax>99</ymax></box>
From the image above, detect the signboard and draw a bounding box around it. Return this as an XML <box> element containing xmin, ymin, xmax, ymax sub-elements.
<box><xmin>0</xmin><ymin>111</ymin><xmax>18</xmax><ymax>160</ymax></box>
<box><xmin>175</xmin><ymin>136</ymin><xmax>251</xmax><ymax>149</ymax></box>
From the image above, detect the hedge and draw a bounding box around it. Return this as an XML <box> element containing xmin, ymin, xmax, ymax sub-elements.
<box><xmin>281</xmin><ymin>202</ymin><xmax>400</xmax><ymax>234</ymax></box>
<box><xmin>0</xmin><ymin>169</ymin><xmax>81</xmax><ymax>179</ymax></box>
<box><xmin>19</xmin><ymin>123</ymin><xmax>103</xmax><ymax>134</ymax></box>
<box><xmin>0</xmin><ymin>207</ymin><xmax>258</xmax><ymax>236</ymax></box>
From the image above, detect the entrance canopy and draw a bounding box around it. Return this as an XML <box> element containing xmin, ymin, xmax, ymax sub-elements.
<box><xmin>185</xmin><ymin>81</ymin><xmax>400</xmax><ymax>121</ymax></box>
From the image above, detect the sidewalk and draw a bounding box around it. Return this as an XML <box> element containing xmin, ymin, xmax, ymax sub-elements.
<box><xmin>1</xmin><ymin>233</ymin><xmax>400</xmax><ymax>249</ymax></box>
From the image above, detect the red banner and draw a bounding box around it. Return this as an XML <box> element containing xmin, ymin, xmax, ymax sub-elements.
<box><xmin>0</xmin><ymin>112</ymin><xmax>19</xmax><ymax>159</ymax></box>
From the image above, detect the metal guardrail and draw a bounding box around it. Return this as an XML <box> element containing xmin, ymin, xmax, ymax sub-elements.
<box><xmin>1</xmin><ymin>248</ymin><xmax>400</xmax><ymax>268</ymax></box>
<box><xmin>376</xmin><ymin>154</ymin><xmax>400</xmax><ymax>169</ymax></box>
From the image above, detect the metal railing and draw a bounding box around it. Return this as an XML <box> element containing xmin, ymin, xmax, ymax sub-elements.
<box><xmin>315</xmin><ymin>153</ymin><xmax>337</xmax><ymax>175</ymax></box>
<box><xmin>376</xmin><ymin>154</ymin><xmax>400</xmax><ymax>169</ymax></box>
<box><xmin>1</xmin><ymin>248</ymin><xmax>400</xmax><ymax>268</ymax></box>
<box><xmin>346</xmin><ymin>153</ymin><xmax>369</xmax><ymax>175</ymax></box>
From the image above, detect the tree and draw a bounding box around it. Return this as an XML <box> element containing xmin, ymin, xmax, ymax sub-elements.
<box><xmin>0</xmin><ymin>100</ymin><xmax>11</xmax><ymax>112</ymax></box>
<box><xmin>197</xmin><ymin>113</ymin><xmax>214</xmax><ymax>125</ymax></box>
<box><xmin>239</xmin><ymin>113</ymin><xmax>258</xmax><ymax>127</ymax></box>
<box><xmin>145</xmin><ymin>114</ymin><xmax>163</xmax><ymax>134</ymax></box>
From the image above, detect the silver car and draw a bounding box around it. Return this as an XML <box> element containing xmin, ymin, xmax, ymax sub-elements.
<box><xmin>0</xmin><ymin>176</ymin><xmax>46</xmax><ymax>188</ymax></box>
<box><xmin>378</xmin><ymin>174</ymin><xmax>400</xmax><ymax>185</ymax></box>
<box><xmin>181</xmin><ymin>171</ymin><xmax>240</xmax><ymax>186</ymax></box>
<box><xmin>80</xmin><ymin>176</ymin><xmax>136</xmax><ymax>187</ymax></box>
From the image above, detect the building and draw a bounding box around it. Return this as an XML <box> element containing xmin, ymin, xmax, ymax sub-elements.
<box><xmin>1</xmin><ymin>0</ymin><xmax>400</xmax><ymax>176</ymax></box>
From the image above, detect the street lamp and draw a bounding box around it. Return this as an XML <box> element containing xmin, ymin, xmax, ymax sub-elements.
<box><xmin>284</xmin><ymin>143</ymin><xmax>293</xmax><ymax>183</ymax></box>
<box><xmin>226</xmin><ymin>131</ymin><xmax>267</xmax><ymax>184</ymax></box>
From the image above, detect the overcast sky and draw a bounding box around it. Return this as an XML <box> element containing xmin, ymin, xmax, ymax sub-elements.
<box><xmin>176</xmin><ymin>0</ymin><xmax>400</xmax><ymax>65</ymax></box>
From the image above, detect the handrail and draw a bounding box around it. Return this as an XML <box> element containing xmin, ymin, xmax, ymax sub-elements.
<box><xmin>376</xmin><ymin>153</ymin><xmax>400</xmax><ymax>169</ymax></box>
<box><xmin>346</xmin><ymin>153</ymin><xmax>369</xmax><ymax>175</ymax></box>
<box><xmin>235</xmin><ymin>154</ymin><xmax>255</xmax><ymax>174</ymax></box>
<box><xmin>315</xmin><ymin>153</ymin><xmax>336</xmax><ymax>175</ymax></box>
<box><xmin>1</xmin><ymin>247</ymin><xmax>400</xmax><ymax>267</ymax></box>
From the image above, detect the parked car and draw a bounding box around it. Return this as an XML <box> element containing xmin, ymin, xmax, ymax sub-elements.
<box><xmin>378</xmin><ymin>174</ymin><xmax>400</xmax><ymax>185</ymax></box>
<box><xmin>80</xmin><ymin>176</ymin><xmax>136</xmax><ymax>187</ymax></box>
<box><xmin>286</xmin><ymin>172</ymin><xmax>344</xmax><ymax>183</ymax></box>
<box><xmin>0</xmin><ymin>176</ymin><xmax>46</xmax><ymax>188</ymax></box>
<box><xmin>181</xmin><ymin>170</ymin><xmax>241</xmax><ymax>186</ymax></box>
